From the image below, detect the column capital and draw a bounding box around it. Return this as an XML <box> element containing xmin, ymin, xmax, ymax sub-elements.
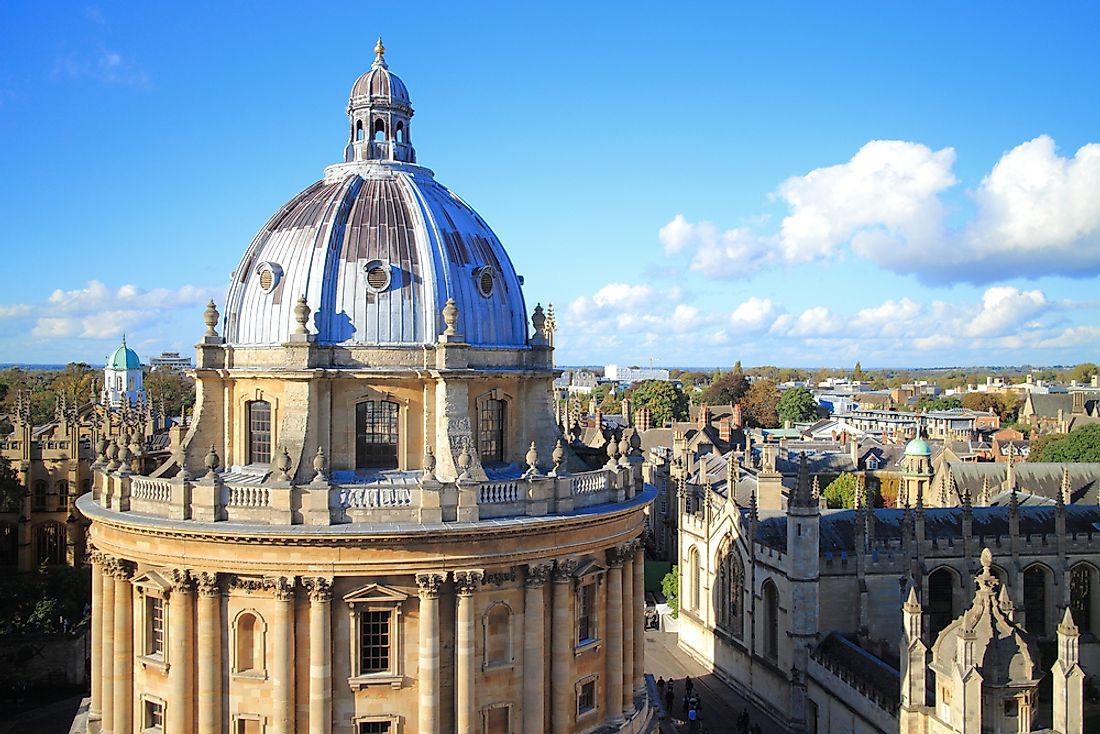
<box><xmin>607</xmin><ymin>545</ymin><xmax>631</xmax><ymax>568</ymax></box>
<box><xmin>525</xmin><ymin>562</ymin><xmax>552</xmax><ymax>588</ymax></box>
<box><xmin>415</xmin><ymin>571</ymin><xmax>447</xmax><ymax>599</ymax></box>
<box><xmin>552</xmin><ymin>558</ymin><xmax>577</xmax><ymax>582</ymax></box>
<box><xmin>453</xmin><ymin>569</ymin><xmax>484</xmax><ymax>596</ymax></box>
<box><xmin>196</xmin><ymin>571</ymin><xmax>221</xmax><ymax>597</ymax></box>
<box><xmin>170</xmin><ymin>568</ymin><xmax>196</xmax><ymax>594</ymax></box>
<box><xmin>303</xmin><ymin>576</ymin><xmax>333</xmax><ymax>602</ymax></box>
<box><xmin>105</xmin><ymin>556</ymin><xmax>135</xmax><ymax>581</ymax></box>
<box><xmin>270</xmin><ymin>575</ymin><xmax>296</xmax><ymax>601</ymax></box>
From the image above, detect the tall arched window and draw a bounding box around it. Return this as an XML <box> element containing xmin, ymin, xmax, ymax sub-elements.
<box><xmin>483</xmin><ymin>602</ymin><xmax>513</xmax><ymax>667</ymax></box>
<box><xmin>479</xmin><ymin>399</ymin><xmax>505</xmax><ymax>463</ymax></box>
<box><xmin>356</xmin><ymin>120</ymin><xmax>364</xmax><ymax>141</ymax></box>
<box><xmin>1070</xmin><ymin>564</ymin><xmax>1098</xmax><ymax>636</ymax></box>
<box><xmin>33</xmin><ymin>480</ymin><xmax>48</xmax><ymax>511</ymax></box>
<box><xmin>35</xmin><ymin>522</ymin><xmax>66</xmax><ymax>565</ymax></box>
<box><xmin>763</xmin><ymin>579</ymin><xmax>779</xmax><ymax>660</ymax></box>
<box><xmin>234</xmin><ymin>611</ymin><xmax>265</xmax><ymax>675</ymax></box>
<box><xmin>247</xmin><ymin>400</ymin><xmax>272</xmax><ymax>466</ymax></box>
<box><xmin>690</xmin><ymin>547</ymin><xmax>701</xmax><ymax>612</ymax></box>
<box><xmin>395</xmin><ymin>122</ymin><xmax>405</xmax><ymax>143</ymax></box>
<box><xmin>356</xmin><ymin>400</ymin><xmax>399</xmax><ymax>470</ymax></box>
<box><xmin>373</xmin><ymin>118</ymin><xmax>385</xmax><ymax>142</ymax></box>
<box><xmin>56</xmin><ymin>481</ymin><xmax>69</xmax><ymax>510</ymax></box>
<box><xmin>717</xmin><ymin>547</ymin><xmax>744</xmax><ymax>639</ymax></box>
<box><xmin>1024</xmin><ymin>565</ymin><xmax>1050</xmax><ymax>637</ymax></box>
<box><xmin>927</xmin><ymin>567</ymin><xmax>958</xmax><ymax>643</ymax></box>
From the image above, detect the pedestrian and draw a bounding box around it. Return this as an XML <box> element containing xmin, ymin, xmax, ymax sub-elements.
<box><xmin>657</xmin><ymin>676</ymin><xmax>666</xmax><ymax>692</ymax></box>
<box><xmin>695</xmin><ymin>696</ymin><xmax>704</xmax><ymax>715</ymax></box>
<box><xmin>688</xmin><ymin>705</ymin><xmax>698</xmax><ymax>732</ymax></box>
<box><xmin>685</xmin><ymin>675</ymin><xmax>694</xmax><ymax>696</ymax></box>
<box><xmin>682</xmin><ymin>694</ymin><xmax>689</xmax><ymax>719</ymax></box>
<box><xmin>664</xmin><ymin>686</ymin><xmax>674</xmax><ymax>715</ymax></box>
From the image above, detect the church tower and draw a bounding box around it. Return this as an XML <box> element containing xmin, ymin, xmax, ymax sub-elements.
<box><xmin>101</xmin><ymin>336</ymin><xmax>144</xmax><ymax>408</ymax></box>
<box><xmin>899</xmin><ymin>434</ymin><xmax>933</xmax><ymax>507</ymax></box>
<box><xmin>786</xmin><ymin>454</ymin><xmax>820</xmax><ymax>731</ymax></box>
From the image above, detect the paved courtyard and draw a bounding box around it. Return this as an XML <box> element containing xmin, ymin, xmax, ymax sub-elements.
<box><xmin>645</xmin><ymin>629</ymin><xmax>789</xmax><ymax>734</ymax></box>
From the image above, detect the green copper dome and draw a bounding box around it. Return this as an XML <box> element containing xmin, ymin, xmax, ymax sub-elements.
<box><xmin>904</xmin><ymin>437</ymin><xmax>931</xmax><ymax>457</ymax></box>
<box><xmin>106</xmin><ymin>338</ymin><xmax>141</xmax><ymax>370</ymax></box>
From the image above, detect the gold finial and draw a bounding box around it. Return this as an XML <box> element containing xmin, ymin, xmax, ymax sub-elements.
<box><xmin>374</xmin><ymin>37</ymin><xmax>386</xmax><ymax>60</ymax></box>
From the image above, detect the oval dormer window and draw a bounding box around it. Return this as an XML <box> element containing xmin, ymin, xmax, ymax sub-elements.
<box><xmin>364</xmin><ymin>259</ymin><xmax>391</xmax><ymax>293</ymax></box>
<box><xmin>255</xmin><ymin>262</ymin><xmax>283</xmax><ymax>294</ymax></box>
<box><xmin>476</xmin><ymin>266</ymin><xmax>495</xmax><ymax>298</ymax></box>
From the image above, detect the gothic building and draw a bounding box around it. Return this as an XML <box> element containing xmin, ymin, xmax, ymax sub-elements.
<box><xmin>80</xmin><ymin>43</ymin><xmax>653</xmax><ymax>734</ymax></box>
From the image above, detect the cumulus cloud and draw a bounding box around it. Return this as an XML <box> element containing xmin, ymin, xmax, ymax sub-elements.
<box><xmin>1</xmin><ymin>280</ymin><xmax>221</xmax><ymax>343</ymax></box>
<box><xmin>729</xmin><ymin>296</ymin><xmax>780</xmax><ymax>332</ymax></box>
<box><xmin>963</xmin><ymin>287</ymin><xmax>1048</xmax><ymax>337</ymax></box>
<box><xmin>663</xmin><ymin>135</ymin><xmax>1100</xmax><ymax>284</ymax></box>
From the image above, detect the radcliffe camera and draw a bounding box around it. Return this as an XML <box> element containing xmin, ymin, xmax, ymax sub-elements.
<box><xmin>0</xmin><ymin>5</ymin><xmax>1098</xmax><ymax>734</ymax></box>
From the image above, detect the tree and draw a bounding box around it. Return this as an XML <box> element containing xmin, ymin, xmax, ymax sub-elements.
<box><xmin>777</xmin><ymin>387</ymin><xmax>819</xmax><ymax>425</ymax></box>
<box><xmin>1030</xmin><ymin>432</ymin><xmax>1066</xmax><ymax>462</ymax></box>
<box><xmin>661</xmin><ymin>567</ymin><xmax>679</xmax><ymax>619</ymax></box>
<box><xmin>851</xmin><ymin>361</ymin><xmax>864</xmax><ymax>381</ymax></box>
<box><xmin>630</xmin><ymin>380</ymin><xmax>689</xmax><ymax>427</ymax></box>
<box><xmin>961</xmin><ymin>392</ymin><xmax>1018</xmax><ymax>422</ymax></box>
<box><xmin>917</xmin><ymin>396</ymin><xmax>962</xmax><ymax>412</ymax></box>
<box><xmin>1034</xmin><ymin>425</ymin><xmax>1100</xmax><ymax>462</ymax></box>
<box><xmin>1069</xmin><ymin>363</ymin><xmax>1097</xmax><ymax>384</ymax></box>
<box><xmin>144</xmin><ymin>369</ymin><xmax>197</xmax><ymax>418</ymax></box>
<box><xmin>823</xmin><ymin>473</ymin><xmax>859</xmax><ymax>509</ymax></box>
<box><xmin>50</xmin><ymin>362</ymin><xmax>96</xmax><ymax>406</ymax></box>
<box><xmin>700</xmin><ymin>370</ymin><xmax>749</xmax><ymax>406</ymax></box>
<box><xmin>0</xmin><ymin>457</ymin><xmax>23</xmax><ymax>513</ymax></box>
<box><xmin>742</xmin><ymin>379</ymin><xmax>780</xmax><ymax>428</ymax></box>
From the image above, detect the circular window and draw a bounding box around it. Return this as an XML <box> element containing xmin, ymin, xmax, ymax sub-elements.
<box><xmin>363</xmin><ymin>259</ymin><xmax>391</xmax><ymax>293</ymax></box>
<box><xmin>254</xmin><ymin>262</ymin><xmax>283</xmax><ymax>294</ymax></box>
<box><xmin>476</xmin><ymin>267</ymin><xmax>495</xmax><ymax>298</ymax></box>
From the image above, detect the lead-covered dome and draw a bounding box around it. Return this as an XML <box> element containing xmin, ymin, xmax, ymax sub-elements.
<box><xmin>223</xmin><ymin>45</ymin><xmax>528</xmax><ymax>348</ymax></box>
<box><xmin>349</xmin><ymin>39</ymin><xmax>410</xmax><ymax>106</ymax></box>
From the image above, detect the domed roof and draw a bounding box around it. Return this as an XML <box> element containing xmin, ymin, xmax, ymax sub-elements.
<box><xmin>224</xmin><ymin>50</ymin><xmax>528</xmax><ymax>349</ymax></box>
<box><xmin>904</xmin><ymin>437</ymin><xmax>931</xmax><ymax>456</ymax></box>
<box><xmin>349</xmin><ymin>39</ymin><xmax>410</xmax><ymax>108</ymax></box>
<box><xmin>106</xmin><ymin>338</ymin><xmax>141</xmax><ymax>370</ymax></box>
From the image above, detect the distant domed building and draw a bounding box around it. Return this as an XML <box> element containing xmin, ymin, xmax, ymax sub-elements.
<box><xmin>101</xmin><ymin>336</ymin><xmax>144</xmax><ymax>408</ymax></box>
<box><xmin>80</xmin><ymin>41</ymin><xmax>652</xmax><ymax>734</ymax></box>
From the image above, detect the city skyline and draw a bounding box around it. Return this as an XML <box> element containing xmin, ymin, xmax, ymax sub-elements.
<box><xmin>1</xmin><ymin>3</ymin><xmax>1098</xmax><ymax>367</ymax></box>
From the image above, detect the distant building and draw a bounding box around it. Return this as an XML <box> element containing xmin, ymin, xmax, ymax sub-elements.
<box><xmin>148</xmin><ymin>351</ymin><xmax>192</xmax><ymax>372</ymax></box>
<box><xmin>604</xmin><ymin>364</ymin><xmax>669</xmax><ymax>382</ymax></box>
<box><xmin>100</xmin><ymin>337</ymin><xmax>144</xmax><ymax>408</ymax></box>
<box><xmin>569</xmin><ymin>369</ymin><xmax>598</xmax><ymax>395</ymax></box>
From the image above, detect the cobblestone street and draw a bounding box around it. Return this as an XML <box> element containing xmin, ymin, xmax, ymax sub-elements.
<box><xmin>645</xmin><ymin>630</ymin><xmax>789</xmax><ymax>734</ymax></box>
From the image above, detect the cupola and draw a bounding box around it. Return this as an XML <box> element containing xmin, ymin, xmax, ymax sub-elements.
<box><xmin>344</xmin><ymin>38</ymin><xmax>415</xmax><ymax>164</ymax></box>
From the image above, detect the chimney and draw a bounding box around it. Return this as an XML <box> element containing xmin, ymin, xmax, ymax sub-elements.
<box><xmin>718</xmin><ymin>417</ymin><xmax>732</xmax><ymax>445</ymax></box>
<box><xmin>635</xmin><ymin>408</ymin><xmax>652</xmax><ymax>432</ymax></box>
<box><xmin>1073</xmin><ymin>391</ymin><xmax>1085</xmax><ymax>415</ymax></box>
<box><xmin>698</xmin><ymin>403</ymin><xmax>711</xmax><ymax>428</ymax></box>
<box><xmin>731</xmin><ymin>403</ymin><xmax>743</xmax><ymax>428</ymax></box>
<box><xmin>1093</xmin><ymin>374</ymin><xmax>1099</xmax><ymax>388</ymax></box>
<box><xmin>621</xmin><ymin>398</ymin><xmax>633</xmax><ymax>425</ymax></box>
<box><xmin>850</xmin><ymin>438</ymin><xmax>859</xmax><ymax>468</ymax></box>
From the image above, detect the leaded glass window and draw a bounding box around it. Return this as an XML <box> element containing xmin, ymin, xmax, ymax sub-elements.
<box><xmin>479</xmin><ymin>398</ymin><xmax>505</xmax><ymax>463</ymax></box>
<box><xmin>359</xmin><ymin>610</ymin><xmax>391</xmax><ymax>673</ymax></box>
<box><xmin>356</xmin><ymin>401</ymin><xmax>399</xmax><ymax>470</ymax></box>
<box><xmin>248</xmin><ymin>401</ymin><xmax>271</xmax><ymax>465</ymax></box>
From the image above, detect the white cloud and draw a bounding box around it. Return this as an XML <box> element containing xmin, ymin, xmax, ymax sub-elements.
<box><xmin>963</xmin><ymin>287</ymin><xmax>1048</xmax><ymax>337</ymax></box>
<box><xmin>31</xmin><ymin>318</ymin><xmax>78</xmax><ymax>338</ymax></box>
<box><xmin>662</xmin><ymin>135</ymin><xmax>1100</xmax><ymax>283</ymax></box>
<box><xmin>786</xmin><ymin>306</ymin><xmax>843</xmax><ymax>337</ymax></box>
<box><xmin>853</xmin><ymin>298</ymin><xmax>923</xmax><ymax>335</ymax></box>
<box><xmin>0</xmin><ymin>304</ymin><xmax>31</xmax><ymax>319</ymax></box>
<box><xmin>729</xmin><ymin>296</ymin><xmax>779</xmax><ymax>332</ymax></box>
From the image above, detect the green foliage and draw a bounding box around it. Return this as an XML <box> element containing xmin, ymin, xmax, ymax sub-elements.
<box><xmin>851</xmin><ymin>361</ymin><xmax>863</xmax><ymax>381</ymax></box>
<box><xmin>917</xmin><ymin>396</ymin><xmax>962</xmax><ymax>412</ymax></box>
<box><xmin>1033</xmin><ymin>425</ymin><xmax>1100</xmax><ymax>463</ymax></box>
<box><xmin>742</xmin><ymin>379</ymin><xmax>780</xmax><ymax>428</ymax></box>
<box><xmin>824</xmin><ymin>473</ymin><xmax>859</xmax><ymax>509</ymax></box>
<box><xmin>777</xmin><ymin>387</ymin><xmax>819</xmax><ymax>425</ymax></box>
<box><xmin>1070</xmin><ymin>363</ymin><xmax>1098</xmax><ymax>384</ymax></box>
<box><xmin>0</xmin><ymin>456</ymin><xmax>24</xmax><ymax>512</ymax></box>
<box><xmin>50</xmin><ymin>362</ymin><xmax>96</xmax><ymax>406</ymax></box>
<box><xmin>0</xmin><ymin>368</ymin><xmax>56</xmax><ymax>426</ymax></box>
<box><xmin>960</xmin><ymin>391</ymin><xmax>1019</xmax><ymax>422</ymax></box>
<box><xmin>661</xmin><ymin>567</ymin><xmax>679</xmax><ymax>619</ymax></box>
<box><xmin>144</xmin><ymin>368</ymin><xmax>197</xmax><ymax>417</ymax></box>
<box><xmin>0</xmin><ymin>567</ymin><xmax>91</xmax><ymax>635</ymax></box>
<box><xmin>700</xmin><ymin>370</ymin><xmax>748</xmax><ymax>406</ymax></box>
<box><xmin>630</xmin><ymin>380</ymin><xmax>689</xmax><ymax>427</ymax></box>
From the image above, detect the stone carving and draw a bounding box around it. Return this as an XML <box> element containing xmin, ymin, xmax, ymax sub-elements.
<box><xmin>525</xmin><ymin>563</ymin><xmax>552</xmax><ymax>587</ymax></box>
<box><xmin>293</xmin><ymin>295</ymin><xmax>310</xmax><ymax>335</ymax></box>
<box><xmin>453</xmin><ymin>569</ymin><xmax>484</xmax><ymax>595</ymax></box>
<box><xmin>442</xmin><ymin>298</ymin><xmax>459</xmax><ymax>336</ymax></box>
<box><xmin>552</xmin><ymin>558</ymin><xmax>578</xmax><ymax>581</ymax></box>
<box><xmin>415</xmin><ymin>571</ymin><xmax>447</xmax><ymax>598</ymax></box>
<box><xmin>312</xmin><ymin>445</ymin><xmax>328</xmax><ymax>482</ymax></box>
<box><xmin>203</xmin><ymin>300</ymin><xmax>220</xmax><ymax>337</ymax></box>
<box><xmin>303</xmin><ymin>576</ymin><xmax>333</xmax><ymax>602</ymax></box>
<box><xmin>605</xmin><ymin>437</ymin><xmax>620</xmax><ymax>469</ymax></box>
<box><xmin>204</xmin><ymin>445</ymin><xmax>220</xmax><ymax>478</ymax></box>
<box><xmin>274</xmin><ymin>447</ymin><xmax>292</xmax><ymax>482</ymax></box>
<box><xmin>550</xmin><ymin>439</ymin><xmax>565</xmax><ymax>477</ymax></box>
<box><xmin>104</xmin><ymin>557</ymin><xmax>135</xmax><ymax>581</ymax></box>
<box><xmin>484</xmin><ymin>569</ymin><xmax>516</xmax><ymax>586</ymax></box>
<box><xmin>229</xmin><ymin>575</ymin><xmax>271</xmax><ymax>592</ymax></box>
<box><xmin>169</xmin><ymin>568</ymin><xmax>196</xmax><ymax>593</ymax></box>
<box><xmin>607</xmin><ymin>544</ymin><xmax>631</xmax><ymax>567</ymax></box>
<box><xmin>196</xmin><ymin>571</ymin><xmax>221</xmax><ymax>597</ymax></box>
<box><xmin>457</xmin><ymin>442</ymin><xmax>472</xmax><ymax>481</ymax></box>
<box><xmin>618</xmin><ymin>434</ymin><xmax>630</xmax><ymax>466</ymax></box>
<box><xmin>270</xmin><ymin>576</ymin><xmax>296</xmax><ymax>601</ymax></box>
<box><xmin>423</xmin><ymin>444</ymin><xmax>436</xmax><ymax>480</ymax></box>
<box><xmin>525</xmin><ymin>441</ymin><xmax>539</xmax><ymax>476</ymax></box>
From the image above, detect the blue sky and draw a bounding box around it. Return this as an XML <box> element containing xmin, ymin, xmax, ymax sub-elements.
<box><xmin>1</xmin><ymin>2</ymin><xmax>1098</xmax><ymax>368</ymax></box>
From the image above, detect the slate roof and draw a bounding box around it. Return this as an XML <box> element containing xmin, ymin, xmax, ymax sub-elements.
<box><xmin>944</xmin><ymin>462</ymin><xmax>1100</xmax><ymax>504</ymax></box>
<box><xmin>812</xmin><ymin>632</ymin><xmax>899</xmax><ymax>712</ymax></box>
<box><xmin>1024</xmin><ymin>392</ymin><xmax>1100</xmax><ymax>419</ymax></box>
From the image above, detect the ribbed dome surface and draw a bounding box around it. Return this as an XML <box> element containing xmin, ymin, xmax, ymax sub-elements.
<box><xmin>350</xmin><ymin>66</ymin><xmax>410</xmax><ymax>105</ymax></box>
<box><xmin>106</xmin><ymin>340</ymin><xmax>141</xmax><ymax>369</ymax></box>
<box><xmin>223</xmin><ymin>164</ymin><xmax>528</xmax><ymax>347</ymax></box>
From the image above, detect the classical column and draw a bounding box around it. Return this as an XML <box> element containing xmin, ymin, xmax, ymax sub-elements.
<box><xmin>522</xmin><ymin>564</ymin><xmax>551</xmax><ymax>734</ymax></box>
<box><xmin>112</xmin><ymin>560</ymin><xmax>135</xmax><ymax>734</ymax></box>
<box><xmin>196</xmin><ymin>572</ymin><xmax>222</xmax><ymax>734</ymax></box>
<box><xmin>169</xmin><ymin>570</ymin><xmax>196</xmax><ymax>733</ymax></box>
<box><xmin>632</xmin><ymin>542</ymin><xmax>645</xmax><ymax>695</ymax></box>
<box><xmin>416</xmin><ymin>572</ymin><xmax>446</xmax><ymax>734</ymax></box>
<box><xmin>100</xmin><ymin>560</ymin><xmax>116</xmax><ymax>734</ymax></box>
<box><xmin>271</xmin><ymin>577</ymin><xmax>296</xmax><ymax>734</ymax></box>
<box><xmin>454</xmin><ymin>570</ymin><xmax>483</xmax><ymax>734</ymax></box>
<box><xmin>622</xmin><ymin>545</ymin><xmax>635</xmax><ymax>718</ymax></box>
<box><xmin>305</xmin><ymin>577</ymin><xmax>333</xmax><ymax>734</ymax></box>
<box><xmin>89</xmin><ymin>551</ymin><xmax>104</xmax><ymax>729</ymax></box>
<box><xmin>605</xmin><ymin>549</ymin><xmax>626</xmax><ymax>727</ymax></box>
<box><xmin>551</xmin><ymin>559</ymin><xmax>577</xmax><ymax>734</ymax></box>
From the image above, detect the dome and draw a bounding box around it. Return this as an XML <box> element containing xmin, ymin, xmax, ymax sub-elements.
<box><xmin>349</xmin><ymin>39</ymin><xmax>410</xmax><ymax>107</ymax></box>
<box><xmin>904</xmin><ymin>437</ymin><xmax>931</xmax><ymax>456</ymax></box>
<box><xmin>224</xmin><ymin>47</ymin><xmax>528</xmax><ymax>348</ymax></box>
<box><xmin>106</xmin><ymin>338</ymin><xmax>141</xmax><ymax>370</ymax></box>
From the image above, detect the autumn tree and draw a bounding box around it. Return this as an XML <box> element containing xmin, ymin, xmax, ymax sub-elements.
<box><xmin>700</xmin><ymin>370</ymin><xmax>749</xmax><ymax>406</ymax></box>
<box><xmin>0</xmin><ymin>456</ymin><xmax>23</xmax><ymax>512</ymax></box>
<box><xmin>741</xmin><ymin>379</ymin><xmax>780</xmax><ymax>428</ymax></box>
<box><xmin>630</xmin><ymin>380</ymin><xmax>689</xmax><ymax>427</ymax></box>
<box><xmin>777</xmin><ymin>386</ymin><xmax>819</xmax><ymax>425</ymax></box>
<box><xmin>851</xmin><ymin>361</ymin><xmax>864</xmax><ymax>381</ymax></box>
<box><xmin>50</xmin><ymin>362</ymin><xmax>96</xmax><ymax>406</ymax></box>
<box><xmin>824</xmin><ymin>473</ymin><xmax>859</xmax><ymax>508</ymax></box>
<box><xmin>961</xmin><ymin>392</ymin><xmax>1019</xmax><ymax>422</ymax></box>
<box><xmin>144</xmin><ymin>369</ymin><xmax>196</xmax><ymax>417</ymax></box>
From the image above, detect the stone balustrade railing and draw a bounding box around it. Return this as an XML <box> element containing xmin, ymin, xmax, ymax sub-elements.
<box><xmin>93</xmin><ymin>461</ymin><xmax>644</xmax><ymax>527</ymax></box>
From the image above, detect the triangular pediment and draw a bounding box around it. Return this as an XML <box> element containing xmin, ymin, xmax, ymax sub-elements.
<box><xmin>573</xmin><ymin>559</ymin><xmax>607</xmax><ymax>578</ymax></box>
<box><xmin>132</xmin><ymin>570</ymin><xmax>171</xmax><ymax>592</ymax></box>
<box><xmin>343</xmin><ymin>582</ymin><xmax>409</xmax><ymax>605</ymax></box>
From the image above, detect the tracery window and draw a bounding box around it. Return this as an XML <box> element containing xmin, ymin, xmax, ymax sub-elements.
<box><xmin>763</xmin><ymin>579</ymin><xmax>779</xmax><ymax>660</ymax></box>
<box><xmin>1070</xmin><ymin>564</ymin><xmax>1096</xmax><ymax>635</ymax></box>
<box><xmin>717</xmin><ymin>547</ymin><xmax>744</xmax><ymax>639</ymax></box>
<box><xmin>34</xmin><ymin>521</ymin><xmax>65</xmax><ymax>565</ymax></box>
<box><xmin>1024</xmin><ymin>565</ymin><xmax>1050</xmax><ymax>637</ymax></box>
<box><xmin>247</xmin><ymin>400</ymin><xmax>272</xmax><ymax>466</ymax></box>
<box><xmin>33</xmin><ymin>480</ymin><xmax>48</xmax><ymax>511</ymax></box>
<box><xmin>56</xmin><ymin>481</ymin><xmax>69</xmax><ymax>510</ymax></box>
<box><xmin>689</xmin><ymin>547</ymin><xmax>701</xmax><ymax>612</ymax></box>
<box><xmin>355</xmin><ymin>400</ymin><xmax>399</xmax><ymax>470</ymax></box>
<box><xmin>927</xmin><ymin>567</ymin><xmax>958</xmax><ymax>644</ymax></box>
<box><xmin>479</xmin><ymin>398</ymin><xmax>505</xmax><ymax>463</ymax></box>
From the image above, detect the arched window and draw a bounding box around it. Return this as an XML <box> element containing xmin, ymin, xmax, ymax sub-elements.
<box><xmin>35</xmin><ymin>522</ymin><xmax>66</xmax><ymax>565</ymax></box>
<box><xmin>33</xmin><ymin>480</ymin><xmax>48</xmax><ymax>511</ymax></box>
<box><xmin>0</xmin><ymin>523</ymin><xmax>17</xmax><ymax>567</ymax></box>
<box><xmin>717</xmin><ymin>547</ymin><xmax>744</xmax><ymax>639</ymax></box>
<box><xmin>1070</xmin><ymin>564</ymin><xmax>1096</xmax><ymax>636</ymax></box>
<box><xmin>356</xmin><ymin>120</ymin><xmax>364</xmax><ymax>141</ymax></box>
<box><xmin>483</xmin><ymin>602</ymin><xmax>513</xmax><ymax>667</ymax></box>
<box><xmin>355</xmin><ymin>400</ymin><xmax>399</xmax><ymax>470</ymax></box>
<box><xmin>247</xmin><ymin>400</ymin><xmax>272</xmax><ymax>466</ymax></box>
<box><xmin>395</xmin><ymin>122</ymin><xmax>405</xmax><ymax>143</ymax></box>
<box><xmin>479</xmin><ymin>398</ymin><xmax>506</xmax><ymax>463</ymax></box>
<box><xmin>56</xmin><ymin>481</ymin><xmax>69</xmax><ymax>510</ymax></box>
<box><xmin>927</xmin><ymin>567</ymin><xmax>958</xmax><ymax>643</ymax></box>
<box><xmin>689</xmin><ymin>546</ymin><xmax>701</xmax><ymax>611</ymax></box>
<box><xmin>1023</xmin><ymin>565</ymin><xmax>1050</xmax><ymax>637</ymax></box>
<box><xmin>234</xmin><ymin>611</ymin><xmax>265</xmax><ymax>674</ymax></box>
<box><xmin>373</xmin><ymin>118</ymin><xmax>385</xmax><ymax>142</ymax></box>
<box><xmin>763</xmin><ymin>579</ymin><xmax>779</xmax><ymax>660</ymax></box>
